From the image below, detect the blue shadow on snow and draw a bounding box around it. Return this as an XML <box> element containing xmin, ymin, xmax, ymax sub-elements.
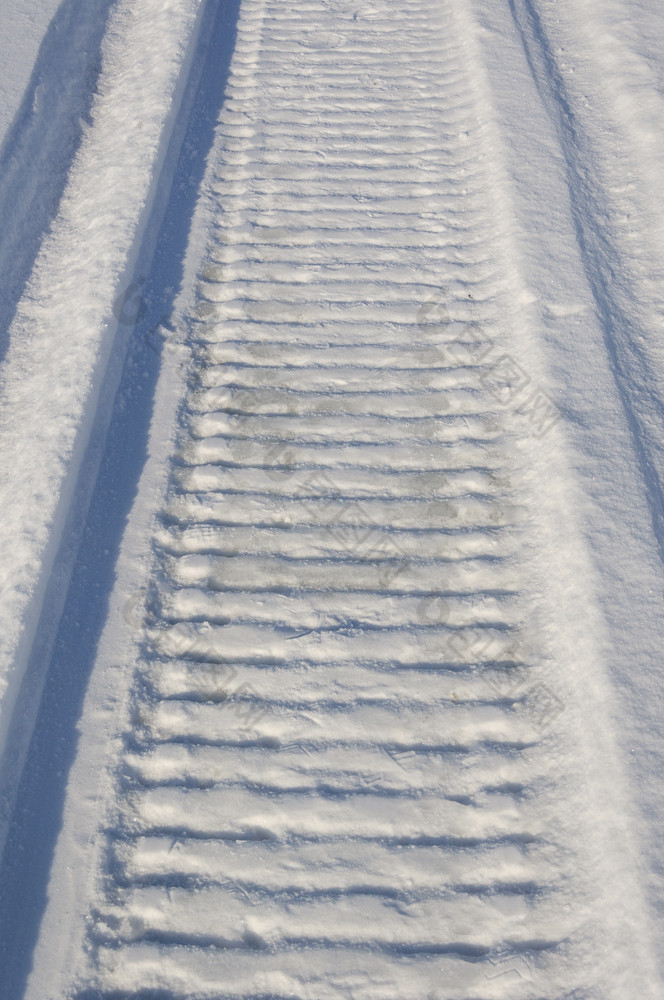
<box><xmin>0</xmin><ymin>1</ymin><xmax>241</xmax><ymax>997</ymax></box>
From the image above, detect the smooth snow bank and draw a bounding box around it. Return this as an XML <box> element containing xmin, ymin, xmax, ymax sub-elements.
<box><xmin>489</xmin><ymin>0</ymin><xmax>664</xmax><ymax>971</ymax></box>
<box><xmin>0</xmin><ymin>0</ymin><xmax>205</xmax><ymax>834</ymax></box>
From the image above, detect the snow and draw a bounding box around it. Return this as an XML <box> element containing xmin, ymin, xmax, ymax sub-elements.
<box><xmin>0</xmin><ymin>0</ymin><xmax>663</xmax><ymax>998</ymax></box>
<box><xmin>0</xmin><ymin>0</ymin><xmax>62</xmax><ymax>145</ymax></box>
<box><xmin>0</xmin><ymin>0</ymin><xmax>206</xmax><ymax>850</ymax></box>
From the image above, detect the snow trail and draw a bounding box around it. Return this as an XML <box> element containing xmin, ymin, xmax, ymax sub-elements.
<box><xmin>2</xmin><ymin>0</ymin><xmax>663</xmax><ymax>998</ymax></box>
<box><xmin>73</xmin><ymin>6</ymin><xmax>563</xmax><ymax>994</ymax></box>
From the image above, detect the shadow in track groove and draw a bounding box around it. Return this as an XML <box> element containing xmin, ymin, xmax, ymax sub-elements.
<box><xmin>0</xmin><ymin>0</ymin><xmax>115</xmax><ymax>367</ymax></box>
<box><xmin>0</xmin><ymin>2</ymin><xmax>241</xmax><ymax>997</ymax></box>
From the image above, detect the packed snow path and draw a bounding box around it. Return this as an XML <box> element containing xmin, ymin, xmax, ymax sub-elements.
<box><xmin>87</xmin><ymin>3</ymin><xmax>557</xmax><ymax>995</ymax></box>
<box><xmin>2</xmin><ymin>0</ymin><xmax>664</xmax><ymax>998</ymax></box>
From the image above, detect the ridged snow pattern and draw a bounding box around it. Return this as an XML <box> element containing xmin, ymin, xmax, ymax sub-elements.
<box><xmin>75</xmin><ymin>2</ymin><xmax>570</xmax><ymax>997</ymax></box>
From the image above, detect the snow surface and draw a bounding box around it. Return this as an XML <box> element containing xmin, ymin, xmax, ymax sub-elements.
<box><xmin>0</xmin><ymin>0</ymin><xmax>205</xmax><ymax>848</ymax></box>
<box><xmin>0</xmin><ymin>0</ymin><xmax>663</xmax><ymax>998</ymax></box>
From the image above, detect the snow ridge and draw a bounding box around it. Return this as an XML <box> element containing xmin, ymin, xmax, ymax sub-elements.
<box><xmin>0</xmin><ymin>0</ymin><xmax>206</xmax><ymax>853</ymax></box>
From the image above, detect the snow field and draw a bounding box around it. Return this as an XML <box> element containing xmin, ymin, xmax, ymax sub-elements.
<box><xmin>40</xmin><ymin>1</ymin><xmax>657</xmax><ymax>997</ymax></box>
<box><xmin>0</xmin><ymin>0</ymin><xmax>662</xmax><ymax>998</ymax></box>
